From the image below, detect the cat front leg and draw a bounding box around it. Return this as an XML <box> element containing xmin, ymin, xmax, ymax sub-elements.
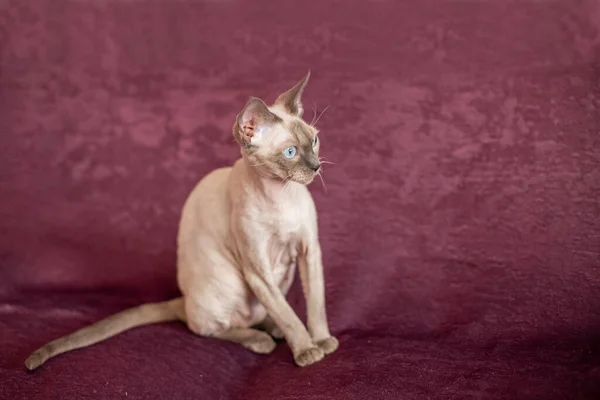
<box><xmin>243</xmin><ymin>258</ymin><xmax>325</xmax><ymax>367</ymax></box>
<box><xmin>299</xmin><ymin>241</ymin><xmax>339</xmax><ymax>356</ymax></box>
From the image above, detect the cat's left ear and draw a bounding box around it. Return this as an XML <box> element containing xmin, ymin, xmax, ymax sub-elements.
<box><xmin>273</xmin><ymin>71</ymin><xmax>310</xmax><ymax>117</ymax></box>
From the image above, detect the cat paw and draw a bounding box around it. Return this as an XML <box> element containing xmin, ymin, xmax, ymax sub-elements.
<box><xmin>269</xmin><ymin>326</ymin><xmax>285</xmax><ymax>340</ymax></box>
<box><xmin>243</xmin><ymin>332</ymin><xmax>277</xmax><ymax>354</ymax></box>
<box><xmin>316</xmin><ymin>336</ymin><xmax>339</xmax><ymax>355</ymax></box>
<box><xmin>259</xmin><ymin>316</ymin><xmax>285</xmax><ymax>340</ymax></box>
<box><xmin>293</xmin><ymin>346</ymin><xmax>325</xmax><ymax>367</ymax></box>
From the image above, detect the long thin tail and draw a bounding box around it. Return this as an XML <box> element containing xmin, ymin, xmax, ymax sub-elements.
<box><xmin>25</xmin><ymin>297</ymin><xmax>185</xmax><ymax>370</ymax></box>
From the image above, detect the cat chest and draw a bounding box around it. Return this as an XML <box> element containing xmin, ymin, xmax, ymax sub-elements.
<box><xmin>273</xmin><ymin>201</ymin><xmax>307</xmax><ymax>237</ymax></box>
<box><xmin>268</xmin><ymin>236</ymin><xmax>300</xmax><ymax>286</ymax></box>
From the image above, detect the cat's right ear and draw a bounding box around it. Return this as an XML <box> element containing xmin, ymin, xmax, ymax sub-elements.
<box><xmin>233</xmin><ymin>97</ymin><xmax>281</xmax><ymax>148</ymax></box>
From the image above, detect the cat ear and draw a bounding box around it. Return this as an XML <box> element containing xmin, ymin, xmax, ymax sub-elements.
<box><xmin>234</xmin><ymin>97</ymin><xmax>281</xmax><ymax>147</ymax></box>
<box><xmin>273</xmin><ymin>71</ymin><xmax>310</xmax><ymax>117</ymax></box>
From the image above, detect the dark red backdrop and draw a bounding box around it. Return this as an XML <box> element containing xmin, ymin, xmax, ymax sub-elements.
<box><xmin>1</xmin><ymin>0</ymin><xmax>599</xmax><ymax>399</ymax></box>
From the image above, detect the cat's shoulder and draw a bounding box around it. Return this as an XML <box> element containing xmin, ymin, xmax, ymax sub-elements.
<box><xmin>185</xmin><ymin>166</ymin><xmax>232</xmax><ymax>203</ymax></box>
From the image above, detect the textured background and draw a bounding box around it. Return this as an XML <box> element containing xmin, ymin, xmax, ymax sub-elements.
<box><xmin>1</xmin><ymin>0</ymin><xmax>600</xmax><ymax>399</ymax></box>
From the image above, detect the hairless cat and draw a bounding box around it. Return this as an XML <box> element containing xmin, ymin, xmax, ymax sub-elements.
<box><xmin>25</xmin><ymin>72</ymin><xmax>338</xmax><ymax>370</ymax></box>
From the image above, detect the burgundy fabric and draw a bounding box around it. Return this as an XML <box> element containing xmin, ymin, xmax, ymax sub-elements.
<box><xmin>1</xmin><ymin>0</ymin><xmax>600</xmax><ymax>398</ymax></box>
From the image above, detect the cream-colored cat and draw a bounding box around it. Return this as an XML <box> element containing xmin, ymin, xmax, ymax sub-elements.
<box><xmin>25</xmin><ymin>72</ymin><xmax>338</xmax><ymax>370</ymax></box>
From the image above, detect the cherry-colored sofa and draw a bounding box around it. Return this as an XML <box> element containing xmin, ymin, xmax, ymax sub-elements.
<box><xmin>2</xmin><ymin>0</ymin><xmax>599</xmax><ymax>398</ymax></box>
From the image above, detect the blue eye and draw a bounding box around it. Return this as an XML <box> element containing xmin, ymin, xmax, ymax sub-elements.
<box><xmin>312</xmin><ymin>135</ymin><xmax>318</xmax><ymax>147</ymax></box>
<box><xmin>283</xmin><ymin>146</ymin><xmax>297</xmax><ymax>159</ymax></box>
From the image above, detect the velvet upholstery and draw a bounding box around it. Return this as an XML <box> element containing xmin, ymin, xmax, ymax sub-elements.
<box><xmin>1</xmin><ymin>0</ymin><xmax>600</xmax><ymax>398</ymax></box>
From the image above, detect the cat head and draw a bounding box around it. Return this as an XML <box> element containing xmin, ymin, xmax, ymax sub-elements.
<box><xmin>233</xmin><ymin>72</ymin><xmax>321</xmax><ymax>185</ymax></box>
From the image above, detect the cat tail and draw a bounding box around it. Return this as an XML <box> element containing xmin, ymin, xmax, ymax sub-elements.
<box><xmin>24</xmin><ymin>297</ymin><xmax>185</xmax><ymax>371</ymax></box>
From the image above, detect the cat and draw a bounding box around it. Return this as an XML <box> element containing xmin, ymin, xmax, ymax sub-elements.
<box><xmin>25</xmin><ymin>72</ymin><xmax>338</xmax><ymax>370</ymax></box>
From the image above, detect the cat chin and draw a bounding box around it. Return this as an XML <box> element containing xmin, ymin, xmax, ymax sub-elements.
<box><xmin>290</xmin><ymin>176</ymin><xmax>315</xmax><ymax>185</ymax></box>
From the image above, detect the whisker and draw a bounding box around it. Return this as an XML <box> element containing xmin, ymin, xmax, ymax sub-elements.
<box><xmin>287</xmin><ymin>181</ymin><xmax>296</xmax><ymax>197</ymax></box>
<box><xmin>317</xmin><ymin>171</ymin><xmax>328</xmax><ymax>194</ymax></box>
<box><xmin>310</xmin><ymin>102</ymin><xmax>318</xmax><ymax>126</ymax></box>
<box><xmin>250</xmin><ymin>162</ymin><xmax>268</xmax><ymax>167</ymax></box>
<box><xmin>282</xmin><ymin>177</ymin><xmax>293</xmax><ymax>195</ymax></box>
<box><xmin>319</xmin><ymin>156</ymin><xmax>337</xmax><ymax>166</ymax></box>
<box><xmin>311</xmin><ymin>105</ymin><xmax>330</xmax><ymax>127</ymax></box>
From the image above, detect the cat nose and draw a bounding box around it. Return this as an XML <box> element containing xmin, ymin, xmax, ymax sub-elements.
<box><xmin>310</xmin><ymin>163</ymin><xmax>321</xmax><ymax>172</ymax></box>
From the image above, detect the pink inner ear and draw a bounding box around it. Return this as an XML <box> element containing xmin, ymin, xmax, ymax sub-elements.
<box><xmin>242</xmin><ymin>118</ymin><xmax>256</xmax><ymax>139</ymax></box>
